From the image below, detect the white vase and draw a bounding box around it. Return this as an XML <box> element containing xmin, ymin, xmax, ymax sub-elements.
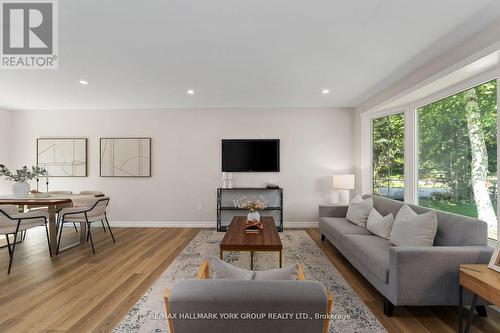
<box><xmin>247</xmin><ymin>211</ymin><xmax>260</xmax><ymax>222</ymax></box>
<box><xmin>13</xmin><ymin>181</ymin><xmax>30</xmax><ymax>198</ymax></box>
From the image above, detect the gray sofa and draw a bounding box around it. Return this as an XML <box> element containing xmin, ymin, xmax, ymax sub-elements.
<box><xmin>166</xmin><ymin>280</ymin><xmax>329</xmax><ymax>333</ymax></box>
<box><xmin>319</xmin><ymin>194</ymin><xmax>493</xmax><ymax>316</ymax></box>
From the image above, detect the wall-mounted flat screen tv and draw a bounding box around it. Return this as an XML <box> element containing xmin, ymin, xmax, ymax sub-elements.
<box><xmin>222</xmin><ymin>139</ymin><xmax>280</xmax><ymax>172</ymax></box>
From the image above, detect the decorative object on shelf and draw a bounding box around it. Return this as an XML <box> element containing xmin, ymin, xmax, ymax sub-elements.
<box><xmin>488</xmin><ymin>243</ymin><xmax>500</xmax><ymax>272</ymax></box>
<box><xmin>239</xmin><ymin>196</ymin><xmax>269</xmax><ymax>223</ymax></box>
<box><xmin>332</xmin><ymin>174</ymin><xmax>355</xmax><ymax>204</ymax></box>
<box><xmin>244</xmin><ymin>219</ymin><xmax>264</xmax><ymax>234</ymax></box>
<box><xmin>0</xmin><ymin>164</ymin><xmax>48</xmax><ymax>198</ymax></box>
<box><xmin>222</xmin><ymin>172</ymin><xmax>227</xmax><ymax>188</ymax></box>
<box><xmin>100</xmin><ymin>138</ymin><xmax>151</xmax><ymax>177</ymax></box>
<box><xmin>266</xmin><ymin>182</ymin><xmax>279</xmax><ymax>189</ymax></box>
<box><xmin>222</xmin><ymin>172</ymin><xmax>233</xmax><ymax>188</ymax></box>
<box><xmin>37</xmin><ymin>138</ymin><xmax>87</xmax><ymax>177</ymax></box>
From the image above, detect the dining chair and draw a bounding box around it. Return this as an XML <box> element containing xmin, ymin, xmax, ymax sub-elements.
<box><xmin>0</xmin><ymin>205</ymin><xmax>52</xmax><ymax>274</ymax></box>
<box><xmin>56</xmin><ymin>197</ymin><xmax>115</xmax><ymax>255</ymax></box>
<box><xmin>45</xmin><ymin>191</ymin><xmax>79</xmax><ymax>233</ymax></box>
<box><xmin>75</xmin><ymin>192</ymin><xmax>106</xmax><ymax>233</ymax></box>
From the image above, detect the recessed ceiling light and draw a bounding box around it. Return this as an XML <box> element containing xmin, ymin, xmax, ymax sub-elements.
<box><xmin>186</xmin><ymin>89</ymin><xmax>195</xmax><ymax>95</ymax></box>
<box><xmin>79</xmin><ymin>80</ymin><xmax>89</xmax><ymax>85</ymax></box>
<box><xmin>322</xmin><ymin>89</ymin><xmax>330</xmax><ymax>95</ymax></box>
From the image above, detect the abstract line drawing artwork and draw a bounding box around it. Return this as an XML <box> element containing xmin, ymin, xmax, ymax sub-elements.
<box><xmin>100</xmin><ymin>138</ymin><xmax>151</xmax><ymax>177</ymax></box>
<box><xmin>37</xmin><ymin>138</ymin><xmax>87</xmax><ymax>177</ymax></box>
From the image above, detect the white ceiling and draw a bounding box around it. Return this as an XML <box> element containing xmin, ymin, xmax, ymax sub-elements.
<box><xmin>1</xmin><ymin>0</ymin><xmax>500</xmax><ymax>110</ymax></box>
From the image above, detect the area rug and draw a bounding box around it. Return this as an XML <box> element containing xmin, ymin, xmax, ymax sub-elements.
<box><xmin>114</xmin><ymin>230</ymin><xmax>387</xmax><ymax>333</ymax></box>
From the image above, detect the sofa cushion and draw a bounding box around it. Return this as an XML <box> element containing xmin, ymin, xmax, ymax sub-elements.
<box><xmin>342</xmin><ymin>234</ymin><xmax>391</xmax><ymax>283</ymax></box>
<box><xmin>346</xmin><ymin>194</ymin><xmax>373</xmax><ymax>227</ymax></box>
<box><xmin>367</xmin><ymin>208</ymin><xmax>394</xmax><ymax>239</ymax></box>
<box><xmin>319</xmin><ymin>217</ymin><xmax>372</xmax><ymax>244</ymax></box>
<box><xmin>390</xmin><ymin>210</ymin><xmax>438</xmax><ymax>246</ymax></box>
<box><xmin>394</xmin><ymin>204</ymin><xmax>417</xmax><ymax>224</ymax></box>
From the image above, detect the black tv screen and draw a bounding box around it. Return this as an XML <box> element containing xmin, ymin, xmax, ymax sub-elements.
<box><xmin>222</xmin><ymin>139</ymin><xmax>280</xmax><ymax>172</ymax></box>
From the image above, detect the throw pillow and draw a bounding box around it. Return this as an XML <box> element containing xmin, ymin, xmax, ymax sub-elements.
<box><xmin>366</xmin><ymin>208</ymin><xmax>394</xmax><ymax>239</ymax></box>
<box><xmin>394</xmin><ymin>204</ymin><xmax>417</xmax><ymax>224</ymax></box>
<box><xmin>346</xmin><ymin>194</ymin><xmax>373</xmax><ymax>227</ymax></box>
<box><xmin>390</xmin><ymin>210</ymin><xmax>438</xmax><ymax>246</ymax></box>
<box><xmin>210</xmin><ymin>257</ymin><xmax>254</xmax><ymax>280</ymax></box>
<box><xmin>254</xmin><ymin>264</ymin><xmax>299</xmax><ymax>280</ymax></box>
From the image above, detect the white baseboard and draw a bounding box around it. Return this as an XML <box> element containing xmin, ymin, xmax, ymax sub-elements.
<box><xmin>108</xmin><ymin>220</ymin><xmax>318</xmax><ymax>228</ymax></box>
<box><xmin>284</xmin><ymin>221</ymin><xmax>319</xmax><ymax>228</ymax></box>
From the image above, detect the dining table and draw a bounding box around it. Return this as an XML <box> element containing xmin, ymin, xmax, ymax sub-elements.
<box><xmin>0</xmin><ymin>194</ymin><xmax>102</xmax><ymax>256</ymax></box>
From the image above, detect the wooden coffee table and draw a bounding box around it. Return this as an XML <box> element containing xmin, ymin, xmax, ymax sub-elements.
<box><xmin>220</xmin><ymin>216</ymin><xmax>283</xmax><ymax>270</ymax></box>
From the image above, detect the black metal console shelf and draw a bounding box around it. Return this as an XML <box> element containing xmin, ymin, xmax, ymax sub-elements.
<box><xmin>217</xmin><ymin>187</ymin><xmax>283</xmax><ymax>232</ymax></box>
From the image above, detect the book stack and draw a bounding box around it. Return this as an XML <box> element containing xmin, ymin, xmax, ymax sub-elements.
<box><xmin>245</xmin><ymin>227</ymin><xmax>260</xmax><ymax>234</ymax></box>
<box><xmin>245</xmin><ymin>220</ymin><xmax>264</xmax><ymax>234</ymax></box>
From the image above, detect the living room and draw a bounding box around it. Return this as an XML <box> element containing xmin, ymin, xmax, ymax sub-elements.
<box><xmin>0</xmin><ymin>1</ymin><xmax>499</xmax><ymax>333</ymax></box>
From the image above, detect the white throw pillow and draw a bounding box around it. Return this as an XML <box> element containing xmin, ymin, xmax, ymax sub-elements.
<box><xmin>367</xmin><ymin>208</ymin><xmax>394</xmax><ymax>239</ymax></box>
<box><xmin>346</xmin><ymin>194</ymin><xmax>373</xmax><ymax>227</ymax></box>
<box><xmin>209</xmin><ymin>257</ymin><xmax>299</xmax><ymax>280</ymax></box>
<box><xmin>254</xmin><ymin>264</ymin><xmax>299</xmax><ymax>280</ymax></box>
<box><xmin>394</xmin><ymin>204</ymin><xmax>417</xmax><ymax>224</ymax></box>
<box><xmin>390</xmin><ymin>209</ymin><xmax>438</xmax><ymax>246</ymax></box>
<box><xmin>210</xmin><ymin>257</ymin><xmax>254</xmax><ymax>280</ymax></box>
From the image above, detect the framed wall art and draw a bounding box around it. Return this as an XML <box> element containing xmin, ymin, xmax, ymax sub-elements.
<box><xmin>100</xmin><ymin>138</ymin><xmax>151</xmax><ymax>177</ymax></box>
<box><xmin>37</xmin><ymin>138</ymin><xmax>87</xmax><ymax>177</ymax></box>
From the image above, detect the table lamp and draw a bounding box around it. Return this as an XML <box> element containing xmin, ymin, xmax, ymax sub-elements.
<box><xmin>332</xmin><ymin>174</ymin><xmax>355</xmax><ymax>204</ymax></box>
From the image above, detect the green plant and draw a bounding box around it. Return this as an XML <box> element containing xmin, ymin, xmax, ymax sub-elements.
<box><xmin>0</xmin><ymin>164</ymin><xmax>48</xmax><ymax>182</ymax></box>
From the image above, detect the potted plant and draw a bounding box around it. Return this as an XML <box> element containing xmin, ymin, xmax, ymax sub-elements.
<box><xmin>239</xmin><ymin>196</ymin><xmax>268</xmax><ymax>222</ymax></box>
<box><xmin>0</xmin><ymin>165</ymin><xmax>48</xmax><ymax>198</ymax></box>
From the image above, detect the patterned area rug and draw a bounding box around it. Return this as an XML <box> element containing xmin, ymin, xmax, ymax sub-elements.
<box><xmin>114</xmin><ymin>230</ymin><xmax>387</xmax><ymax>333</ymax></box>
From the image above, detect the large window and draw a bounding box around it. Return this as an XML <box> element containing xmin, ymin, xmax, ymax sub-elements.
<box><xmin>418</xmin><ymin>80</ymin><xmax>497</xmax><ymax>240</ymax></box>
<box><xmin>372</xmin><ymin>113</ymin><xmax>405</xmax><ymax>201</ymax></box>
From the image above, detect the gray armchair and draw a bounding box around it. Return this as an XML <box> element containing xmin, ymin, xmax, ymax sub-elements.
<box><xmin>164</xmin><ymin>260</ymin><xmax>333</xmax><ymax>333</ymax></box>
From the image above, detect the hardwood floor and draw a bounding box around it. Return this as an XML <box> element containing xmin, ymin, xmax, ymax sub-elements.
<box><xmin>0</xmin><ymin>227</ymin><xmax>498</xmax><ymax>333</ymax></box>
<box><xmin>306</xmin><ymin>228</ymin><xmax>500</xmax><ymax>333</ymax></box>
<box><xmin>0</xmin><ymin>227</ymin><xmax>199</xmax><ymax>333</ymax></box>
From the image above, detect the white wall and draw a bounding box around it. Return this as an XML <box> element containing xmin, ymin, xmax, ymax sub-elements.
<box><xmin>0</xmin><ymin>109</ymin><xmax>12</xmax><ymax>194</ymax></box>
<box><xmin>5</xmin><ymin>108</ymin><xmax>354</xmax><ymax>224</ymax></box>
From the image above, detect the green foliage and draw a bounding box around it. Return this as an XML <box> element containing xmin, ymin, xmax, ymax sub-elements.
<box><xmin>418</xmin><ymin>80</ymin><xmax>497</xmax><ymax>203</ymax></box>
<box><xmin>372</xmin><ymin>113</ymin><xmax>405</xmax><ymax>196</ymax></box>
<box><xmin>0</xmin><ymin>164</ymin><xmax>48</xmax><ymax>182</ymax></box>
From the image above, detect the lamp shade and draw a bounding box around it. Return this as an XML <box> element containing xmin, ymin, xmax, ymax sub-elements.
<box><xmin>332</xmin><ymin>174</ymin><xmax>355</xmax><ymax>190</ymax></box>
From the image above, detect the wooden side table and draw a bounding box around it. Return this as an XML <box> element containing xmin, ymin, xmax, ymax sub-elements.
<box><xmin>459</xmin><ymin>264</ymin><xmax>500</xmax><ymax>333</ymax></box>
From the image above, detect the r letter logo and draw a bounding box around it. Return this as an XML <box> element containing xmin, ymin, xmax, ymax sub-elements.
<box><xmin>1</xmin><ymin>0</ymin><xmax>58</xmax><ymax>69</ymax></box>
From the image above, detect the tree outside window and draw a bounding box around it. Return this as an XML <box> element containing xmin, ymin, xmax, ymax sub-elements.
<box><xmin>373</xmin><ymin>113</ymin><xmax>405</xmax><ymax>201</ymax></box>
<box><xmin>418</xmin><ymin>80</ymin><xmax>497</xmax><ymax>240</ymax></box>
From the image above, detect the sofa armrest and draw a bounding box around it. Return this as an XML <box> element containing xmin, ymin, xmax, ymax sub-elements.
<box><xmin>319</xmin><ymin>205</ymin><xmax>348</xmax><ymax>218</ymax></box>
<box><xmin>388</xmin><ymin>246</ymin><xmax>493</xmax><ymax>305</ymax></box>
<box><xmin>196</xmin><ymin>260</ymin><xmax>210</xmax><ymax>279</ymax></box>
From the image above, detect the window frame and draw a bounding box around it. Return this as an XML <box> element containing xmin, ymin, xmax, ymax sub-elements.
<box><xmin>364</xmin><ymin>67</ymin><xmax>500</xmax><ymax>240</ymax></box>
<box><xmin>370</xmin><ymin>110</ymin><xmax>407</xmax><ymax>201</ymax></box>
